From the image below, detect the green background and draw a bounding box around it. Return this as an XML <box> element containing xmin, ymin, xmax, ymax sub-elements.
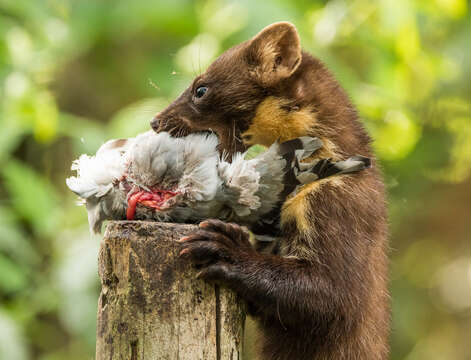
<box><xmin>1</xmin><ymin>0</ymin><xmax>470</xmax><ymax>359</ymax></box>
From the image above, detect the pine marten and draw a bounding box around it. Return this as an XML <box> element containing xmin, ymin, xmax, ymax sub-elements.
<box><xmin>152</xmin><ymin>22</ymin><xmax>389</xmax><ymax>360</ymax></box>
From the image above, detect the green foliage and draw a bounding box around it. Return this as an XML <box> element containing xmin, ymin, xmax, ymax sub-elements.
<box><xmin>0</xmin><ymin>0</ymin><xmax>470</xmax><ymax>359</ymax></box>
<box><xmin>3</xmin><ymin>160</ymin><xmax>60</xmax><ymax>237</ymax></box>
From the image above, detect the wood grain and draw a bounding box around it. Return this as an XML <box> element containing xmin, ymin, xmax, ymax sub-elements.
<box><xmin>96</xmin><ymin>221</ymin><xmax>245</xmax><ymax>360</ymax></box>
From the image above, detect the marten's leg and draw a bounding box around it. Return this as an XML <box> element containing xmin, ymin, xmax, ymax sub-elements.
<box><xmin>178</xmin><ymin>219</ymin><xmax>369</xmax><ymax>359</ymax></box>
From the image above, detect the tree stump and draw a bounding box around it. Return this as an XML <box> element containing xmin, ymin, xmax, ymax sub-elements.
<box><xmin>96</xmin><ymin>221</ymin><xmax>246</xmax><ymax>360</ymax></box>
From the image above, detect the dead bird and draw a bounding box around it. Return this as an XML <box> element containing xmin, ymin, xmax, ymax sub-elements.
<box><xmin>66</xmin><ymin>131</ymin><xmax>370</xmax><ymax>234</ymax></box>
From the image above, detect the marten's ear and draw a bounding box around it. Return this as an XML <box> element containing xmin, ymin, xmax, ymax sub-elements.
<box><xmin>246</xmin><ymin>22</ymin><xmax>302</xmax><ymax>86</ymax></box>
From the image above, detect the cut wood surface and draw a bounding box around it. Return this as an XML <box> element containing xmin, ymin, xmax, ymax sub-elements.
<box><xmin>96</xmin><ymin>221</ymin><xmax>246</xmax><ymax>360</ymax></box>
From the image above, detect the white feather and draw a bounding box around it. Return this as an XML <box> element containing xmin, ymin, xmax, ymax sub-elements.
<box><xmin>66</xmin><ymin>144</ymin><xmax>127</xmax><ymax>199</ymax></box>
<box><xmin>218</xmin><ymin>153</ymin><xmax>261</xmax><ymax>216</ymax></box>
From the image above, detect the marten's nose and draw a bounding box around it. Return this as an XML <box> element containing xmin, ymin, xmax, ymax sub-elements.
<box><xmin>150</xmin><ymin>115</ymin><xmax>160</xmax><ymax>132</ymax></box>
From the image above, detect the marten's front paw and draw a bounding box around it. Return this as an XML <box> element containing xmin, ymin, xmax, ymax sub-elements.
<box><xmin>178</xmin><ymin>219</ymin><xmax>255</xmax><ymax>282</ymax></box>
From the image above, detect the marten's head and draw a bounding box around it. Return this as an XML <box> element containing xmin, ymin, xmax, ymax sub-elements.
<box><xmin>152</xmin><ymin>22</ymin><xmax>369</xmax><ymax>157</ymax></box>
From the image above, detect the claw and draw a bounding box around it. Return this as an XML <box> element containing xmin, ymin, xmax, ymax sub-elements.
<box><xmin>199</xmin><ymin>221</ymin><xmax>211</xmax><ymax>228</ymax></box>
<box><xmin>179</xmin><ymin>248</ymin><xmax>190</xmax><ymax>256</ymax></box>
<box><xmin>178</xmin><ymin>236</ymin><xmax>190</xmax><ymax>243</ymax></box>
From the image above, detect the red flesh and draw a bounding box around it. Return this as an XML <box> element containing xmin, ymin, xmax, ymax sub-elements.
<box><xmin>126</xmin><ymin>188</ymin><xmax>178</xmax><ymax>220</ymax></box>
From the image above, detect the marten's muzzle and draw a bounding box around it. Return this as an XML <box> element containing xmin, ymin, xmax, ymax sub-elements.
<box><xmin>150</xmin><ymin>113</ymin><xmax>193</xmax><ymax>137</ymax></box>
<box><xmin>151</xmin><ymin>88</ymin><xmax>202</xmax><ymax>137</ymax></box>
<box><xmin>151</xmin><ymin>115</ymin><xmax>192</xmax><ymax>137</ymax></box>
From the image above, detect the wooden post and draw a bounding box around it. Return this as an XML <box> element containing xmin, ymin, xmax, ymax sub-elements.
<box><xmin>96</xmin><ymin>221</ymin><xmax>245</xmax><ymax>360</ymax></box>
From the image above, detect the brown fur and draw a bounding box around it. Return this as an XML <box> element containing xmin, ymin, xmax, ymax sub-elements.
<box><xmin>153</xmin><ymin>22</ymin><xmax>390</xmax><ymax>360</ymax></box>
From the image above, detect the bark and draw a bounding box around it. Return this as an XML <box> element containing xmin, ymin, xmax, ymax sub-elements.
<box><xmin>96</xmin><ymin>221</ymin><xmax>246</xmax><ymax>360</ymax></box>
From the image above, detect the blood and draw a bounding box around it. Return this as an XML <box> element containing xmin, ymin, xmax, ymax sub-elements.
<box><xmin>126</xmin><ymin>191</ymin><xmax>143</xmax><ymax>220</ymax></box>
<box><xmin>126</xmin><ymin>188</ymin><xmax>178</xmax><ymax>220</ymax></box>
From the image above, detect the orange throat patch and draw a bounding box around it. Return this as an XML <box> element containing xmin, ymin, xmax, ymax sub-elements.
<box><xmin>241</xmin><ymin>97</ymin><xmax>317</xmax><ymax>147</ymax></box>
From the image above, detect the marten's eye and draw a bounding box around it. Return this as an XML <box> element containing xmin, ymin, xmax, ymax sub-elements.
<box><xmin>195</xmin><ymin>86</ymin><xmax>208</xmax><ymax>98</ymax></box>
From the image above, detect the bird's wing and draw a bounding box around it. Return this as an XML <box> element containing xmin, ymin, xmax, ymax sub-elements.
<box><xmin>277</xmin><ymin>136</ymin><xmax>324</xmax><ymax>164</ymax></box>
<box><xmin>66</xmin><ymin>137</ymin><xmax>129</xmax><ymax>198</ymax></box>
<box><xmin>248</xmin><ymin>136</ymin><xmax>324</xmax><ymax>218</ymax></box>
<box><xmin>294</xmin><ymin>156</ymin><xmax>371</xmax><ymax>184</ymax></box>
<box><xmin>224</xmin><ymin>137</ymin><xmax>371</xmax><ymax>237</ymax></box>
<box><xmin>218</xmin><ymin>137</ymin><xmax>323</xmax><ymax>221</ymax></box>
<box><xmin>66</xmin><ymin>136</ymin><xmax>130</xmax><ymax>233</ymax></box>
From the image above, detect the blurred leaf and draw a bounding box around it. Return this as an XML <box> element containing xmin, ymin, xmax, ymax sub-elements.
<box><xmin>33</xmin><ymin>91</ymin><xmax>58</xmax><ymax>143</ymax></box>
<box><xmin>434</xmin><ymin>97</ymin><xmax>470</xmax><ymax>117</ymax></box>
<box><xmin>435</xmin><ymin>0</ymin><xmax>468</xmax><ymax>19</ymax></box>
<box><xmin>374</xmin><ymin>110</ymin><xmax>421</xmax><ymax>160</ymax></box>
<box><xmin>5</xmin><ymin>26</ymin><xmax>34</xmax><ymax>67</ymax></box>
<box><xmin>54</xmin><ymin>228</ymin><xmax>99</xmax><ymax>347</ymax></box>
<box><xmin>0</xmin><ymin>114</ymin><xmax>25</xmax><ymax>164</ymax></box>
<box><xmin>0</xmin><ymin>254</ymin><xmax>28</xmax><ymax>293</ymax></box>
<box><xmin>0</xmin><ymin>311</ymin><xmax>29</xmax><ymax>360</ymax></box>
<box><xmin>3</xmin><ymin>89</ymin><xmax>59</xmax><ymax>144</ymax></box>
<box><xmin>2</xmin><ymin>160</ymin><xmax>60</xmax><ymax>237</ymax></box>
<box><xmin>0</xmin><ymin>253</ymin><xmax>27</xmax><ymax>293</ymax></box>
<box><xmin>395</xmin><ymin>21</ymin><xmax>420</xmax><ymax>61</ymax></box>
<box><xmin>438</xmin><ymin>117</ymin><xmax>471</xmax><ymax>182</ymax></box>
<box><xmin>0</xmin><ymin>206</ymin><xmax>39</xmax><ymax>266</ymax></box>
